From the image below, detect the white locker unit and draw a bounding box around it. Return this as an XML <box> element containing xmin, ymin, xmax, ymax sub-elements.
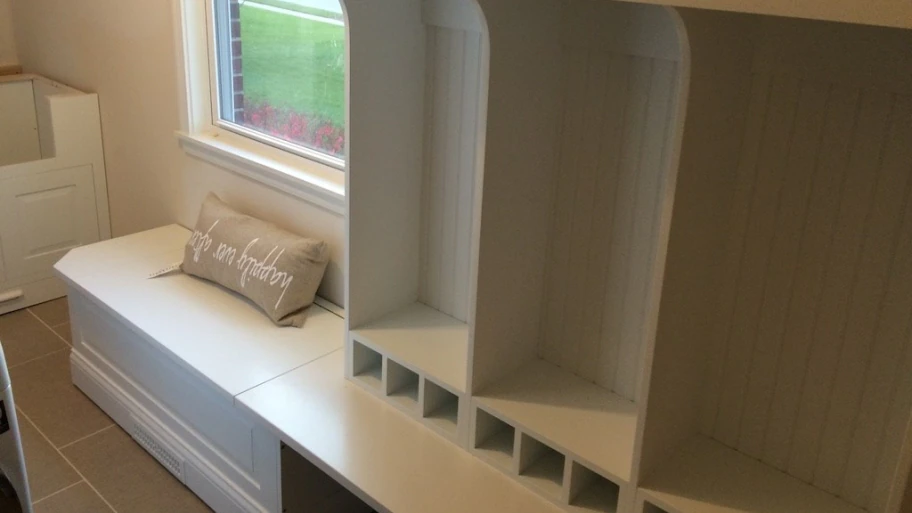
<box><xmin>636</xmin><ymin>11</ymin><xmax>912</xmax><ymax>513</ymax></box>
<box><xmin>344</xmin><ymin>0</ymin><xmax>489</xmax><ymax>447</ymax></box>
<box><xmin>337</xmin><ymin>1</ymin><xmax>912</xmax><ymax>512</ymax></box>
<box><xmin>0</xmin><ymin>74</ymin><xmax>111</xmax><ymax>315</ymax></box>
<box><xmin>468</xmin><ymin>1</ymin><xmax>685</xmax><ymax>510</ymax></box>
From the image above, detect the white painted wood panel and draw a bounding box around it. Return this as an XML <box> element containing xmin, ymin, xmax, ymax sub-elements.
<box><xmin>55</xmin><ymin>225</ymin><xmax>345</xmax><ymax>401</ymax></box>
<box><xmin>474</xmin><ymin>359</ymin><xmax>638</xmax><ymax>483</ymax></box>
<box><xmin>470</xmin><ymin>0</ymin><xmax>564</xmax><ymax>393</ymax></box>
<box><xmin>0</xmin><ymin>80</ymin><xmax>41</xmax><ymax>166</ymax></box>
<box><xmin>786</xmin><ymin>89</ymin><xmax>892</xmax><ymax>487</ymax></box>
<box><xmin>614</xmin><ymin>0</ymin><xmax>912</xmax><ymax>31</ymax></box>
<box><xmin>699</xmin><ymin>69</ymin><xmax>912</xmax><ymax>510</ymax></box>
<box><xmin>562</xmin><ymin>0</ymin><xmax>682</xmax><ymax>62</ymax></box>
<box><xmin>0</xmin><ymin>165</ymin><xmax>99</xmax><ymax>280</ymax></box>
<box><xmin>639</xmin><ymin>436</ymin><xmax>866</xmax><ymax>513</ymax></box>
<box><xmin>31</xmin><ymin>78</ymin><xmax>60</xmax><ymax>158</ymax></box>
<box><xmin>419</xmin><ymin>24</ymin><xmax>483</xmax><ymax>323</ymax></box>
<box><xmin>845</xmin><ymin>98</ymin><xmax>912</xmax><ymax>510</ymax></box>
<box><xmin>538</xmin><ymin>49</ymin><xmax>679</xmax><ymax>403</ymax></box>
<box><xmin>759</xmin><ymin>84</ymin><xmax>858</xmax><ymax>471</ymax></box>
<box><xmin>736</xmin><ymin>80</ymin><xmax>828</xmax><ymax>459</ymax></box>
<box><xmin>346</xmin><ymin>0</ymin><xmax>426</xmax><ymax>328</ymax></box>
<box><xmin>239</xmin><ymin>350</ymin><xmax>563</xmax><ymax>513</ymax></box>
<box><xmin>698</xmin><ymin>72</ymin><xmax>772</xmax><ymax>438</ymax></box>
<box><xmin>422</xmin><ymin>0</ymin><xmax>485</xmax><ymax>33</ymax></box>
<box><xmin>575</xmin><ymin>56</ymin><xmax>628</xmax><ymax>384</ymax></box>
<box><xmin>713</xmin><ymin>74</ymin><xmax>802</xmax><ymax>449</ymax></box>
<box><xmin>72</xmin><ymin>294</ymin><xmax>258</xmax><ymax>473</ymax></box>
<box><xmin>813</xmin><ymin>93</ymin><xmax>912</xmax><ymax>498</ymax></box>
<box><xmin>352</xmin><ymin>302</ymin><xmax>469</xmax><ymax>392</ymax></box>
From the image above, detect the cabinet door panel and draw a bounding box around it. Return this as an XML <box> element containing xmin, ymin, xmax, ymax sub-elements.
<box><xmin>0</xmin><ymin>165</ymin><xmax>100</xmax><ymax>280</ymax></box>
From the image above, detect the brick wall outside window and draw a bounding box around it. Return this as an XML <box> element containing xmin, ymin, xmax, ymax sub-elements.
<box><xmin>229</xmin><ymin>0</ymin><xmax>244</xmax><ymax>121</ymax></box>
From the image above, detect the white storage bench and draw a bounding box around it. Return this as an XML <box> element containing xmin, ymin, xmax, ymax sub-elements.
<box><xmin>55</xmin><ymin>224</ymin><xmax>569</xmax><ymax>513</ymax></box>
<box><xmin>54</xmin><ymin>225</ymin><xmax>345</xmax><ymax>513</ymax></box>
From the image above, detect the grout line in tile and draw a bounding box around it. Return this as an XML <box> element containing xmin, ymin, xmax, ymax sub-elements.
<box><xmin>8</xmin><ymin>347</ymin><xmax>69</xmax><ymax>371</ymax></box>
<box><xmin>31</xmin><ymin>479</ymin><xmax>85</xmax><ymax>506</ymax></box>
<box><xmin>26</xmin><ymin>309</ymin><xmax>72</xmax><ymax>348</ymax></box>
<box><xmin>17</xmin><ymin>408</ymin><xmax>119</xmax><ymax>513</ymax></box>
<box><xmin>58</xmin><ymin>424</ymin><xmax>117</xmax><ymax>451</ymax></box>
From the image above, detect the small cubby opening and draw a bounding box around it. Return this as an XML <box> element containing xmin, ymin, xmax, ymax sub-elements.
<box><xmin>639</xmin><ymin>9</ymin><xmax>912</xmax><ymax>513</ymax></box>
<box><xmin>518</xmin><ymin>434</ymin><xmax>566</xmax><ymax>500</ymax></box>
<box><xmin>642</xmin><ymin>503</ymin><xmax>669</xmax><ymax>513</ymax></box>
<box><xmin>346</xmin><ymin>0</ymin><xmax>489</xmax><ymax>394</ymax></box>
<box><xmin>351</xmin><ymin>341</ymin><xmax>382</xmax><ymax>390</ymax></box>
<box><xmin>471</xmin><ymin>0</ymin><xmax>684</xmax><ymax>484</ymax></box>
<box><xmin>473</xmin><ymin>408</ymin><xmax>515</xmax><ymax>470</ymax></box>
<box><xmin>569</xmin><ymin>462</ymin><xmax>620</xmax><ymax>513</ymax></box>
<box><xmin>422</xmin><ymin>379</ymin><xmax>459</xmax><ymax>435</ymax></box>
<box><xmin>281</xmin><ymin>444</ymin><xmax>373</xmax><ymax>513</ymax></box>
<box><xmin>385</xmin><ymin>359</ymin><xmax>420</xmax><ymax>409</ymax></box>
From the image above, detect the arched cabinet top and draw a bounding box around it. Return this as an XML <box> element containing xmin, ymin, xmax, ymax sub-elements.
<box><xmin>593</xmin><ymin>0</ymin><xmax>911</xmax><ymax>30</ymax></box>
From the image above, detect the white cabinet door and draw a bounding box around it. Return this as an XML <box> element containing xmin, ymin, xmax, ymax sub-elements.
<box><xmin>0</xmin><ymin>165</ymin><xmax>100</xmax><ymax>281</ymax></box>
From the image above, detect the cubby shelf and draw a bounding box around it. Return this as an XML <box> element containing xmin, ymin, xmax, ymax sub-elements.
<box><xmin>386</xmin><ymin>359</ymin><xmax>420</xmax><ymax>411</ymax></box>
<box><xmin>351</xmin><ymin>302</ymin><xmax>469</xmax><ymax>393</ymax></box>
<box><xmin>642</xmin><ymin>504</ymin><xmax>669</xmax><ymax>513</ymax></box>
<box><xmin>569</xmin><ymin>480</ymin><xmax>619</xmax><ymax>513</ymax></box>
<box><xmin>423</xmin><ymin>379</ymin><xmax>460</xmax><ymax>437</ymax></box>
<box><xmin>569</xmin><ymin>462</ymin><xmax>621</xmax><ymax>513</ymax></box>
<box><xmin>474</xmin><ymin>359</ymin><xmax>637</xmax><ymax>483</ymax></box>
<box><xmin>639</xmin><ymin>436</ymin><xmax>865</xmax><ymax>513</ymax></box>
<box><xmin>351</xmin><ymin>341</ymin><xmax>383</xmax><ymax>391</ymax></box>
<box><xmin>518</xmin><ymin>434</ymin><xmax>566</xmax><ymax>500</ymax></box>
<box><xmin>473</xmin><ymin>408</ymin><xmax>516</xmax><ymax>471</ymax></box>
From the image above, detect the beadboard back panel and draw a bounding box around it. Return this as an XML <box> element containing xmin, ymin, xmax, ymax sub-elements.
<box><xmin>538</xmin><ymin>2</ymin><xmax>681</xmax><ymax>402</ymax></box>
<box><xmin>418</xmin><ymin>18</ymin><xmax>485</xmax><ymax>323</ymax></box>
<box><xmin>699</xmin><ymin>69</ymin><xmax>912</xmax><ymax>511</ymax></box>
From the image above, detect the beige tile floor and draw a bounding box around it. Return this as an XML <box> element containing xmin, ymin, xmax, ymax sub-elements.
<box><xmin>0</xmin><ymin>297</ymin><xmax>213</xmax><ymax>513</ymax></box>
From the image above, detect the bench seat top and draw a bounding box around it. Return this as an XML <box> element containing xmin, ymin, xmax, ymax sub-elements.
<box><xmin>238</xmin><ymin>349</ymin><xmax>563</xmax><ymax>513</ymax></box>
<box><xmin>54</xmin><ymin>224</ymin><xmax>344</xmax><ymax>401</ymax></box>
<box><xmin>57</xmin><ymin>225</ymin><xmax>561</xmax><ymax>513</ymax></box>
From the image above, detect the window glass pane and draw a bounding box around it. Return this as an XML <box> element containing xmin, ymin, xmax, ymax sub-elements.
<box><xmin>214</xmin><ymin>0</ymin><xmax>345</xmax><ymax>161</ymax></box>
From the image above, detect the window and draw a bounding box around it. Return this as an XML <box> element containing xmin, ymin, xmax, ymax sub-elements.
<box><xmin>211</xmin><ymin>0</ymin><xmax>345</xmax><ymax>164</ymax></box>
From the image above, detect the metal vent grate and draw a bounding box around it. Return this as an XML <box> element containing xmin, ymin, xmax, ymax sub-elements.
<box><xmin>132</xmin><ymin>420</ymin><xmax>184</xmax><ymax>481</ymax></box>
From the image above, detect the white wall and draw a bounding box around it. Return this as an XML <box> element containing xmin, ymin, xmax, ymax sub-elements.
<box><xmin>0</xmin><ymin>0</ymin><xmax>16</xmax><ymax>65</ymax></box>
<box><xmin>10</xmin><ymin>0</ymin><xmax>345</xmax><ymax>305</ymax></box>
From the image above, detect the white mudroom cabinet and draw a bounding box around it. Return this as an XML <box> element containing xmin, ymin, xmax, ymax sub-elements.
<box><xmin>0</xmin><ymin>74</ymin><xmax>110</xmax><ymax>314</ymax></box>
<box><xmin>342</xmin><ymin>1</ymin><xmax>912</xmax><ymax>512</ymax></box>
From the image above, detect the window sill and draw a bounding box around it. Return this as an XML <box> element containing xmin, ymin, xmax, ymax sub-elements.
<box><xmin>176</xmin><ymin>130</ymin><xmax>345</xmax><ymax>215</ymax></box>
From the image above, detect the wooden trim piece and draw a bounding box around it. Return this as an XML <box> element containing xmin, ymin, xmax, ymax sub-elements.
<box><xmin>0</xmin><ymin>65</ymin><xmax>22</xmax><ymax>77</ymax></box>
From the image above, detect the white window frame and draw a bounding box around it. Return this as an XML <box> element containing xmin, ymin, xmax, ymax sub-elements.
<box><xmin>171</xmin><ymin>0</ymin><xmax>347</xmax><ymax>214</ymax></box>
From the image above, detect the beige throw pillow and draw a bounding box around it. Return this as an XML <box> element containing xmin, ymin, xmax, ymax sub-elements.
<box><xmin>181</xmin><ymin>193</ymin><xmax>329</xmax><ymax>327</ymax></box>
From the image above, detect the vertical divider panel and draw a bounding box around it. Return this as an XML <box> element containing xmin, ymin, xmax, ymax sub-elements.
<box><xmin>346</xmin><ymin>0</ymin><xmax>488</xmax><ymax>451</ymax></box>
<box><xmin>346</xmin><ymin>0</ymin><xmax>427</xmax><ymax>329</ymax></box>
